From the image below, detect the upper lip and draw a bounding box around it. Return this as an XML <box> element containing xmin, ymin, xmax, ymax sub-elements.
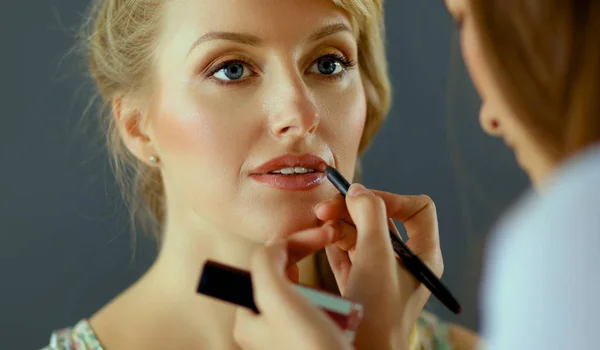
<box><xmin>251</xmin><ymin>154</ymin><xmax>328</xmax><ymax>175</ymax></box>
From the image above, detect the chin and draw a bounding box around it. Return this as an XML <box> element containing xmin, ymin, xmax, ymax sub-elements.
<box><xmin>283</xmin><ymin>212</ymin><xmax>321</xmax><ymax>235</ymax></box>
<box><xmin>515</xmin><ymin>150</ymin><xmax>550</xmax><ymax>188</ymax></box>
<box><xmin>258</xmin><ymin>209</ymin><xmax>321</xmax><ymax>243</ymax></box>
<box><xmin>524</xmin><ymin>167</ymin><xmax>549</xmax><ymax>191</ymax></box>
<box><xmin>234</xmin><ymin>190</ymin><xmax>330</xmax><ymax>243</ymax></box>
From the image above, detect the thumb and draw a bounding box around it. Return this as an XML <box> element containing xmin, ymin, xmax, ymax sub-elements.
<box><xmin>251</xmin><ymin>243</ymin><xmax>305</xmax><ymax>316</ymax></box>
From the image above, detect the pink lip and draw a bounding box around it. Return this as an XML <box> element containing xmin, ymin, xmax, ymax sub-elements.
<box><xmin>250</xmin><ymin>154</ymin><xmax>328</xmax><ymax>191</ymax></box>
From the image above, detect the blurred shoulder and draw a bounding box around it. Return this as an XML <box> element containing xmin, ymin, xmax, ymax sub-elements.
<box><xmin>482</xmin><ymin>144</ymin><xmax>600</xmax><ymax>350</ymax></box>
<box><xmin>494</xmin><ymin>143</ymin><xmax>600</xmax><ymax>244</ymax></box>
<box><xmin>486</xmin><ymin>144</ymin><xmax>600</xmax><ymax>274</ymax></box>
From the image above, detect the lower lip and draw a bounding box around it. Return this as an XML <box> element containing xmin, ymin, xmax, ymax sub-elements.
<box><xmin>250</xmin><ymin>173</ymin><xmax>326</xmax><ymax>191</ymax></box>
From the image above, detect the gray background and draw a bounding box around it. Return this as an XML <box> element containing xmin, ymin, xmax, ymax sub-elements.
<box><xmin>4</xmin><ymin>1</ymin><xmax>528</xmax><ymax>348</ymax></box>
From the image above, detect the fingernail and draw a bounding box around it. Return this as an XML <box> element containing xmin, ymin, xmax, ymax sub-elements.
<box><xmin>347</xmin><ymin>183</ymin><xmax>369</xmax><ymax>197</ymax></box>
<box><xmin>314</xmin><ymin>197</ymin><xmax>334</xmax><ymax>213</ymax></box>
<box><xmin>313</xmin><ymin>202</ymin><xmax>325</xmax><ymax>213</ymax></box>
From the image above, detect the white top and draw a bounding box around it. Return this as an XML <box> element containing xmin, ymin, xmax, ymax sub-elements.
<box><xmin>481</xmin><ymin>144</ymin><xmax>600</xmax><ymax>350</ymax></box>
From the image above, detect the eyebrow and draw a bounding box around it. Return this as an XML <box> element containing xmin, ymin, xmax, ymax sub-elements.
<box><xmin>308</xmin><ymin>23</ymin><xmax>353</xmax><ymax>42</ymax></box>
<box><xmin>187</xmin><ymin>32</ymin><xmax>262</xmax><ymax>55</ymax></box>
<box><xmin>187</xmin><ymin>23</ymin><xmax>353</xmax><ymax>56</ymax></box>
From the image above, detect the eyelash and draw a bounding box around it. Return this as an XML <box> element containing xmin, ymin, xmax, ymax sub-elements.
<box><xmin>205</xmin><ymin>53</ymin><xmax>357</xmax><ymax>86</ymax></box>
<box><xmin>315</xmin><ymin>53</ymin><xmax>357</xmax><ymax>80</ymax></box>
<box><xmin>205</xmin><ymin>57</ymin><xmax>257</xmax><ymax>86</ymax></box>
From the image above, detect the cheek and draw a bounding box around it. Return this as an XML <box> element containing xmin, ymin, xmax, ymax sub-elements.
<box><xmin>462</xmin><ymin>27</ymin><xmax>488</xmax><ymax>100</ymax></box>
<box><xmin>462</xmin><ymin>26</ymin><xmax>512</xmax><ymax>133</ymax></box>
<box><xmin>461</xmin><ymin>29</ymin><xmax>551</xmax><ymax>181</ymax></box>
<box><xmin>154</xmin><ymin>111</ymin><xmax>228</xmax><ymax>163</ymax></box>
<box><xmin>347</xmin><ymin>88</ymin><xmax>367</xmax><ymax>140</ymax></box>
<box><xmin>151</xmin><ymin>90</ymin><xmax>252</xmax><ymax>181</ymax></box>
<box><xmin>317</xmin><ymin>77</ymin><xmax>366</xmax><ymax>173</ymax></box>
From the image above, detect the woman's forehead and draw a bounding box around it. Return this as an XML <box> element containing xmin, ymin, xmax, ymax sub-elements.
<box><xmin>161</xmin><ymin>0</ymin><xmax>353</xmax><ymax>43</ymax></box>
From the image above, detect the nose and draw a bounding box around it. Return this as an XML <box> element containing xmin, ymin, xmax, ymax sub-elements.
<box><xmin>479</xmin><ymin>102</ymin><xmax>502</xmax><ymax>137</ymax></box>
<box><xmin>266</xmin><ymin>71</ymin><xmax>320</xmax><ymax>139</ymax></box>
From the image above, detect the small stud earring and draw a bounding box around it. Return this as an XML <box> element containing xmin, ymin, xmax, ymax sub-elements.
<box><xmin>149</xmin><ymin>155</ymin><xmax>158</xmax><ymax>164</ymax></box>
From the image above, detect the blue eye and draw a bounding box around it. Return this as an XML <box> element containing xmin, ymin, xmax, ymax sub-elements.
<box><xmin>316</xmin><ymin>59</ymin><xmax>343</xmax><ymax>75</ymax></box>
<box><xmin>211</xmin><ymin>62</ymin><xmax>251</xmax><ymax>81</ymax></box>
<box><xmin>308</xmin><ymin>54</ymin><xmax>355</xmax><ymax>76</ymax></box>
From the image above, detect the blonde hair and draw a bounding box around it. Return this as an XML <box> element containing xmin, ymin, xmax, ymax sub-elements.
<box><xmin>82</xmin><ymin>0</ymin><xmax>391</xmax><ymax>242</ymax></box>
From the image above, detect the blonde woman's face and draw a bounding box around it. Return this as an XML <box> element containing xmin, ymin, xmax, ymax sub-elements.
<box><xmin>144</xmin><ymin>0</ymin><xmax>367</xmax><ymax>241</ymax></box>
<box><xmin>445</xmin><ymin>0</ymin><xmax>554</xmax><ymax>186</ymax></box>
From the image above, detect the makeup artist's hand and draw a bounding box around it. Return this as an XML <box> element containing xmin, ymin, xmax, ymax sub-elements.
<box><xmin>277</xmin><ymin>221</ymin><xmax>341</xmax><ymax>283</ymax></box>
<box><xmin>314</xmin><ymin>185</ymin><xmax>443</xmax><ymax>349</ymax></box>
<box><xmin>233</xmin><ymin>241</ymin><xmax>353</xmax><ymax>350</ymax></box>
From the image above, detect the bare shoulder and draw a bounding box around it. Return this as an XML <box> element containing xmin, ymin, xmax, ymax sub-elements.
<box><xmin>446</xmin><ymin>323</ymin><xmax>481</xmax><ymax>350</ymax></box>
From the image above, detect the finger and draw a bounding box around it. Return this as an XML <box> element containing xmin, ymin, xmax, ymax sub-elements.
<box><xmin>344</xmin><ymin>184</ymin><xmax>395</xmax><ymax>267</ymax></box>
<box><xmin>233</xmin><ymin>307</ymin><xmax>263</xmax><ymax>349</ymax></box>
<box><xmin>318</xmin><ymin>190</ymin><xmax>438</xmax><ymax>236</ymax></box>
<box><xmin>316</xmin><ymin>192</ymin><xmax>437</xmax><ymax>233</ymax></box>
<box><xmin>372</xmin><ymin>191</ymin><xmax>442</xmax><ymax>273</ymax></box>
<box><xmin>339</xmin><ymin>185</ymin><xmax>401</xmax><ymax>334</ymax></box>
<box><xmin>371</xmin><ymin>191</ymin><xmax>438</xmax><ymax>242</ymax></box>
<box><xmin>332</xmin><ymin>220</ymin><xmax>357</xmax><ymax>252</ymax></box>
<box><xmin>251</xmin><ymin>244</ymin><xmax>347</xmax><ymax>334</ymax></box>
<box><xmin>321</xmin><ymin>189</ymin><xmax>440</xmax><ymax>264</ymax></box>
<box><xmin>324</xmin><ymin>244</ymin><xmax>352</xmax><ymax>294</ymax></box>
<box><xmin>251</xmin><ymin>243</ymin><xmax>311</xmax><ymax>317</ymax></box>
<box><xmin>281</xmin><ymin>224</ymin><xmax>338</xmax><ymax>267</ymax></box>
<box><xmin>320</xmin><ymin>191</ymin><xmax>436</xmax><ymax>236</ymax></box>
<box><xmin>314</xmin><ymin>195</ymin><xmax>353</xmax><ymax>223</ymax></box>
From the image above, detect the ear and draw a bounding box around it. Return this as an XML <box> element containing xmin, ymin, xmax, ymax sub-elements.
<box><xmin>113</xmin><ymin>97</ymin><xmax>159</xmax><ymax>166</ymax></box>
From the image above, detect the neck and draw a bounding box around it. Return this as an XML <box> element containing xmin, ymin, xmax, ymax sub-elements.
<box><xmin>157</xmin><ymin>213</ymin><xmax>258</xmax><ymax>281</ymax></box>
<box><xmin>137</xmin><ymin>211</ymin><xmax>319</xmax><ymax>349</ymax></box>
<box><xmin>145</xmin><ymin>214</ymin><xmax>254</xmax><ymax>346</ymax></box>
